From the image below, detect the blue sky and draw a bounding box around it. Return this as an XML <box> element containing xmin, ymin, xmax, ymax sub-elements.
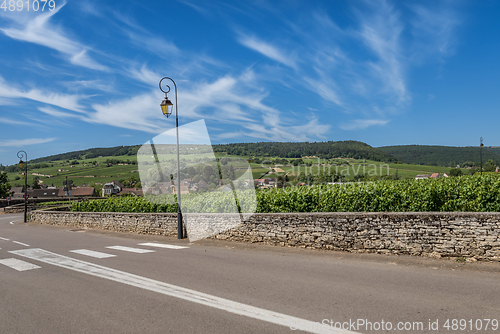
<box><xmin>0</xmin><ymin>0</ymin><xmax>498</xmax><ymax>165</ymax></box>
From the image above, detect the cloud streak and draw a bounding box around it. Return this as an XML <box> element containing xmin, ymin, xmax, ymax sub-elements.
<box><xmin>0</xmin><ymin>138</ymin><xmax>57</xmax><ymax>147</ymax></box>
<box><xmin>0</xmin><ymin>76</ymin><xmax>86</xmax><ymax>113</ymax></box>
<box><xmin>0</xmin><ymin>1</ymin><xmax>108</xmax><ymax>71</ymax></box>
<box><xmin>238</xmin><ymin>34</ymin><xmax>296</xmax><ymax>68</ymax></box>
<box><xmin>340</xmin><ymin>119</ymin><xmax>389</xmax><ymax>131</ymax></box>
<box><xmin>356</xmin><ymin>0</ymin><xmax>408</xmax><ymax>104</ymax></box>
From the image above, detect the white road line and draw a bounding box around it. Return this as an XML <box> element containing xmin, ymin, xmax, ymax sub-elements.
<box><xmin>0</xmin><ymin>237</ymin><xmax>9</xmax><ymax>241</ymax></box>
<box><xmin>105</xmin><ymin>246</ymin><xmax>155</xmax><ymax>254</ymax></box>
<box><xmin>138</xmin><ymin>243</ymin><xmax>189</xmax><ymax>249</ymax></box>
<box><xmin>69</xmin><ymin>249</ymin><xmax>117</xmax><ymax>259</ymax></box>
<box><xmin>12</xmin><ymin>241</ymin><xmax>30</xmax><ymax>247</ymax></box>
<box><xmin>0</xmin><ymin>258</ymin><xmax>41</xmax><ymax>271</ymax></box>
<box><xmin>10</xmin><ymin>248</ymin><xmax>357</xmax><ymax>334</ymax></box>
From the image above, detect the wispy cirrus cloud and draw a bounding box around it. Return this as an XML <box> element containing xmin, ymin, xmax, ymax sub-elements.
<box><xmin>62</xmin><ymin>80</ymin><xmax>115</xmax><ymax>93</ymax></box>
<box><xmin>0</xmin><ymin>1</ymin><xmax>108</xmax><ymax>71</ymax></box>
<box><xmin>230</xmin><ymin>0</ymin><xmax>462</xmax><ymax>132</ymax></box>
<box><xmin>356</xmin><ymin>0</ymin><xmax>408</xmax><ymax>104</ymax></box>
<box><xmin>0</xmin><ymin>117</ymin><xmax>33</xmax><ymax>126</ymax></box>
<box><xmin>38</xmin><ymin>107</ymin><xmax>82</xmax><ymax>119</ymax></box>
<box><xmin>128</xmin><ymin>64</ymin><xmax>161</xmax><ymax>86</ymax></box>
<box><xmin>340</xmin><ymin>119</ymin><xmax>389</xmax><ymax>131</ymax></box>
<box><xmin>237</xmin><ymin>34</ymin><xmax>296</xmax><ymax>68</ymax></box>
<box><xmin>304</xmin><ymin>77</ymin><xmax>342</xmax><ymax>106</ymax></box>
<box><xmin>409</xmin><ymin>3</ymin><xmax>460</xmax><ymax>59</ymax></box>
<box><xmin>125</xmin><ymin>31</ymin><xmax>180</xmax><ymax>59</ymax></box>
<box><xmin>88</xmin><ymin>92</ymin><xmax>167</xmax><ymax>134</ymax></box>
<box><xmin>0</xmin><ymin>138</ymin><xmax>57</xmax><ymax>147</ymax></box>
<box><xmin>85</xmin><ymin>71</ymin><xmax>329</xmax><ymax>141</ymax></box>
<box><xmin>110</xmin><ymin>10</ymin><xmax>180</xmax><ymax>59</ymax></box>
<box><xmin>0</xmin><ymin>76</ymin><xmax>86</xmax><ymax>113</ymax></box>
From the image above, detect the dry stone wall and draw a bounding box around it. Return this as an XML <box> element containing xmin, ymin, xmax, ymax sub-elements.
<box><xmin>30</xmin><ymin>211</ymin><xmax>179</xmax><ymax>236</ymax></box>
<box><xmin>30</xmin><ymin>211</ymin><xmax>500</xmax><ymax>261</ymax></box>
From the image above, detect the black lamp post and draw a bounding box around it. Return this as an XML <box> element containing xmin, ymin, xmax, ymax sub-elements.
<box><xmin>480</xmin><ymin>137</ymin><xmax>484</xmax><ymax>176</ymax></box>
<box><xmin>17</xmin><ymin>150</ymin><xmax>28</xmax><ymax>223</ymax></box>
<box><xmin>159</xmin><ymin>77</ymin><xmax>184</xmax><ymax>239</ymax></box>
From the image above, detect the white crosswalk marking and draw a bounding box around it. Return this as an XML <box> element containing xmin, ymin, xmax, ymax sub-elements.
<box><xmin>10</xmin><ymin>248</ymin><xmax>358</xmax><ymax>334</ymax></box>
<box><xmin>70</xmin><ymin>249</ymin><xmax>117</xmax><ymax>259</ymax></box>
<box><xmin>105</xmin><ymin>246</ymin><xmax>155</xmax><ymax>254</ymax></box>
<box><xmin>0</xmin><ymin>258</ymin><xmax>41</xmax><ymax>271</ymax></box>
<box><xmin>12</xmin><ymin>241</ymin><xmax>30</xmax><ymax>247</ymax></box>
<box><xmin>138</xmin><ymin>243</ymin><xmax>189</xmax><ymax>249</ymax></box>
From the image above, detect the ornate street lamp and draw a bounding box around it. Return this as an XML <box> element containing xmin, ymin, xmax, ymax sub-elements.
<box><xmin>159</xmin><ymin>77</ymin><xmax>184</xmax><ymax>239</ymax></box>
<box><xmin>17</xmin><ymin>150</ymin><xmax>28</xmax><ymax>223</ymax></box>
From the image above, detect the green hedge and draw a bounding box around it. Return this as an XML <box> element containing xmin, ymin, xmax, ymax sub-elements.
<box><xmin>71</xmin><ymin>175</ymin><xmax>500</xmax><ymax>213</ymax></box>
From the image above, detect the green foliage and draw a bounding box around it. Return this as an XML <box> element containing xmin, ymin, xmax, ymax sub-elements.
<box><xmin>72</xmin><ymin>175</ymin><xmax>500</xmax><ymax>213</ymax></box>
<box><xmin>37</xmin><ymin>200</ymin><xmax>72</xmax><ymax>207</ymax></box>
<box><xmin>32</xmin><ymin>176</ymin><xmax>41</xmax><ymax>189</ymax></box>
<box><xmin>71</xmin><ymin>191</ymin><xmax>249</xmax><ymax>214</ymax></box>
<box><xmin>257</xmin><ymin>175</ymin><xmax>500</xmax><ymax>213</ymax></box>
<box><xmin>0</xmin><ymin>172</ymin><xmax>13</xmax><ymax>199</ymax></box>
<box><xmin>379</xmin><ymin>145</ymin><xmax>500</xmax><ymax>167</ymax></box>
<box><xmin>71</xmin><ymin>196</ymin><xmax>178</xmax><ymax>213</ymax></box>
<box><xmin>213</xmin><ymin>140</ymin><xmax>397</xmax><ymax>162</ymax></box>
<box><xmin>483</xmin><ymin>159</ymin><xmax>497</xmax><ymax>172</ymax></box>
<box><xmin>449</xmin><ymin>168</ymin><xmax>463</xmax><ymax>177</ymax></box>
<box><xmin>30</xmin><ymin>145</ymin><xmax>141</xmax><ymax>163</ymax></box>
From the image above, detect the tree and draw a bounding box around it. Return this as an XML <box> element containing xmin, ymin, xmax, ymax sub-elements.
<box><xmin>484</xmin><ymin>159</ymin><xmax>496</xmax><ymax>172</ymax></box>
<box><xmin>449</xmin><ymin>168</ymin><xmax>463</xmax><ymax>177</ymax></box>
<box><xmin>32</xmin><ymin>176</ymin><xmax>41</xmax><ymax>189</ymax></box>
<box><xmin>0</xmin><ymin>172</ymin><xmax>13</xmax><ymax>198</ymax></box>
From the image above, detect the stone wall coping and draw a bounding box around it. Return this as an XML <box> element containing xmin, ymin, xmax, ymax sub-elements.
<box><xmin>35</xmin><ymin>211</ymin><xmax>500</xmax><ymax>218</ymax></box>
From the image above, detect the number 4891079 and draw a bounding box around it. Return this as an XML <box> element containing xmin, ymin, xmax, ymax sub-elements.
<box><xmin>1</xmin><ymin>0</ymin><xmax>56</xmax><ymax>11</ymax></box>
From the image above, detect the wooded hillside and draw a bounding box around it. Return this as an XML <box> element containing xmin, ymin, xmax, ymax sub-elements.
<box><xmin>378</xmin><ymin>145</ymin><xmax>500</xmax><ymax>167</ymax></box>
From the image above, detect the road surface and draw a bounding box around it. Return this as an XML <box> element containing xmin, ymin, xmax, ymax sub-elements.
<box><xmin>1</xmin><ymin>213</ymin><xmax>499</xmax><ymax>333</ymax></box>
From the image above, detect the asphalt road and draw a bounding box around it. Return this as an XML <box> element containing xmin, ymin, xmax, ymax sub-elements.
<box><xmin>1</xmin><ymin>213</ymin><xmax>499</xmax><ymax>334</ymax></box>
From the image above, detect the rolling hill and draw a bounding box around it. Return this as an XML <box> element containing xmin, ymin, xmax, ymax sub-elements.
<box><xmin>212</xmin><ymin>140</ymin><xmax>398</xmax><ymax>162</ymax></box>
<box><xmin>378</xmin><ymin>145</ymin><xmax>500</xmax><ymax>167</ymax></box>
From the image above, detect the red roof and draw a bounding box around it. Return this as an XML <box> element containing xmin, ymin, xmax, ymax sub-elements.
<box><xmin>70</xmin><ymin>187</ymin><xmax>96</xmax><ymax>196</ymax></box>
<box><xmin>117</xmin><ymin>188</ymin><xmax>143</xmax><ymax>196</ymax></box>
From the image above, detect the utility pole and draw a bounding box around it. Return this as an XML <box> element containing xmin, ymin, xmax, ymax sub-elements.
<box><xmin>64</xmin><ymin>176</ymin><xmax>72</xmax><ymax>201</ymax></box>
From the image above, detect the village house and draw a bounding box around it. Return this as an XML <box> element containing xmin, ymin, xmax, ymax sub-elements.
<box><xmin>102</xmin><ymin>180</ymin><xmax>123</xmax><ymax>196</ymax></box>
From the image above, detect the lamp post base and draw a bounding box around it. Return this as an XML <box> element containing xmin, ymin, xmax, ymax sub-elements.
<box><xmin>177</xmin><ymin>211</ymin><xmax>184</xmax><ymax>239</ymax></box>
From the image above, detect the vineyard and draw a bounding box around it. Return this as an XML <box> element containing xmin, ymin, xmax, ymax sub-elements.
<box><xmin>71</xmin><ymin>175</ymin><xmax>500</xmax><ymax>213</ymax></box>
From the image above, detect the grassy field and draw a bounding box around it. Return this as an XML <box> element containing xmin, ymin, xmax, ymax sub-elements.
<box><xmin>5</xmin><ymin>152</ymin><xmax>461</xmax><ymax>189</ymax></box>
<box><xmin>255</xmin><ymin>159</ymin><xmax>453</xmax><ymax>180</ymax></box>
<box><xmin>7</xmin><ymin>155</ymin><xmax>139</xmax><ymax>188</ymax></box>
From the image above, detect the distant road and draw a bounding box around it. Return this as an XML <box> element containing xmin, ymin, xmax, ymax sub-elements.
<box><xmin>1</xmin><ymin>213</ymin><xmax>499</xmax><ymax>333</ymax></box>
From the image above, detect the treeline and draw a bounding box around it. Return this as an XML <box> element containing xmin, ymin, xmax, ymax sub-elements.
<box><xmin>30</xmin><ymin>145</ymin><xmax>141</xmax><ymax>163</ymax></box>
<box><xmin>213</xmin><ymin>141</ymin><xmax>397</xmax><ymax>162</ymax></box>
<box><xmin>0</xmin><ymin>163</ymin><xmax>51</xmax><ymax>173</ymax></box>
<box><xmin>378</xmin><ymin>145</ymin><xmax>500</xmax><ymax>167</ymax></box>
